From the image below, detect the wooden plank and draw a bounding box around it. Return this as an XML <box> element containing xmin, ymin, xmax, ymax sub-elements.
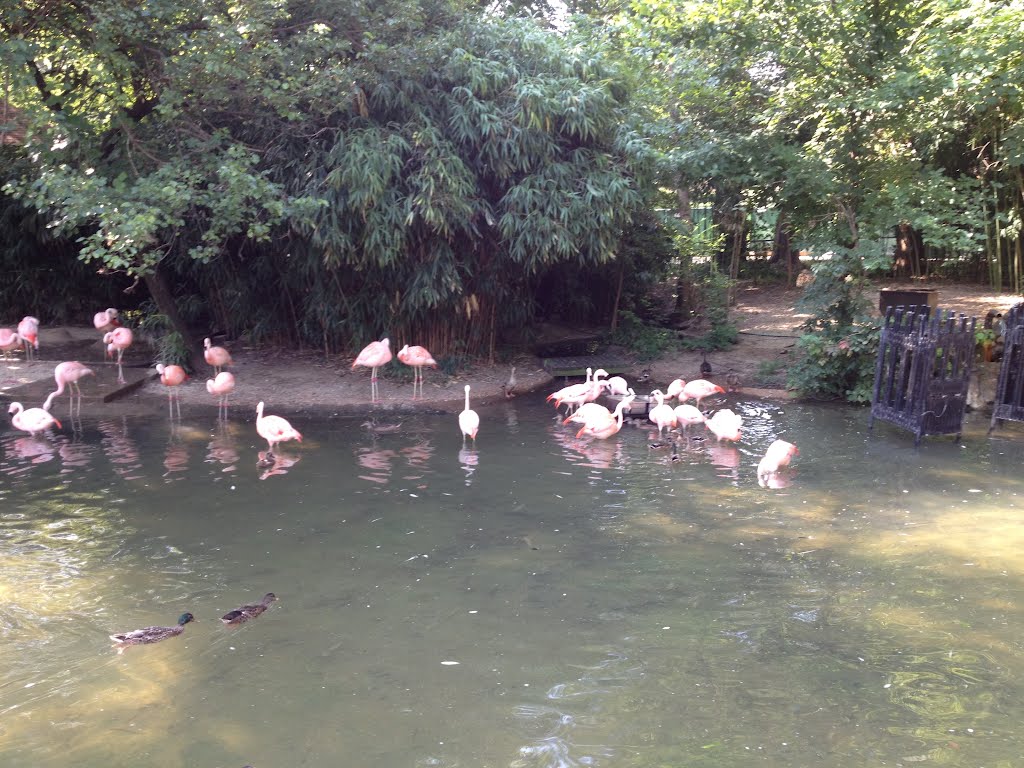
<box><xmin>542</xmin><ymin>356</ymin><xmax>631</xmax><ymax>378</ymax></box>
<box><xmin>102</xmin><ymin>371</ymin><xmax>159</xmax><ymax>402</ymax></box>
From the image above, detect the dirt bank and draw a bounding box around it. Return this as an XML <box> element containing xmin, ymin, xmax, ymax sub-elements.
<box><xmin>2</xmin><ymin>279</ymin><xmax>1021</xmax><ymax>419</ymax></box>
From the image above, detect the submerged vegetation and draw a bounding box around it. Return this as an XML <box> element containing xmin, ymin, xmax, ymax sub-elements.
<box><xmin>1</xmin><ymin>0</ymin><xmax>1021</xmax><ymax>381</ymax></box>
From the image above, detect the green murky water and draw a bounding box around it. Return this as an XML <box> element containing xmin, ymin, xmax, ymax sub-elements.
<box><xmin>2</xmin><ymin>394</ymin><xmax>1024</xmax><ymax>768</ymax></box>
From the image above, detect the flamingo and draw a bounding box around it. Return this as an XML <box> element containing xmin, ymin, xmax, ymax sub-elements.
<box><xmin>757</xmin><ymin>439</ymin><xmax>799</xmax><ymax>487</ymax></box>
<box><xmin>576</xmin><ymin>394</ymin><xmax>635</xmax><ymax>440</ymax></box>
<box><xmin>352</xmin><ymin>337</ymin><xmax>392</xmax><ymax>402</ymax></box>
<box><xmin>563</xmin><ymin>401</ymin><xmax>611</xmax><ymax>426</ymax></box>
<box><xmin>93</xmin><ymin>308</ymin><xmax>120</xmax><ymax>333</ymax></box>
<box><xmin>665</xmin><ymin>378</ymin><xmax>687</xmax><ymax>400</ymax></box>
<box><xmin>705</xmin><ymin>408</ymin><xmax>743</xmax><ymax>442</ymax></box>
<box><xmin>8</xmin><ymin>402</ymin><xmax>61</xmax><ymax>436</ymax></box>
<box><xmin>206</xmin><ymin>371</ymin><xmax>236</xmax><ymax>417</ymax></box>
<box><xmin>673</xmin><ymin>403</ymin><xmax>706</xmax><ymax>431</ymax></box>
<box><xmin>156</xmin><ymin>363</ymin><xmax>188</xmax><ymax>419</ymax></box>
<box><xmin>256</xmin><ymin>401</ymin><xmax>302</xmax><ymax>455</ymax></box>
<box><xmin>647</xmin><ymin>389</ymin><xmax>678</xmax><ymax>435</ymax></box>
<box><xmin>459</xmin><ymin>384</ymin><xmax>479</xmax><ymax>446</ymax></box>
<box><xmin>17</xmin><ymin>316</ymin><xmax>39</xmax><ymax>360</ymax></box>
<box><xmin>0</xmin><ymin>328</ymin><xmax>24</xmax><ymax>360</ymax></box>
<box><xmin>397</xmin><ymin>344</ymin><xmax>437</xmax><ymax>399</ymax></box>
<box><xmin>43</xmin><ymin>361</ymin><xmax>95</xmax><ymax>413</ymax></box>
<box><xmin>681</xmin><ymin>379</ymin><xmax>725</xmax><ymax>409</ymax></box>
<box><xmin>204</xmin><ymin>338</ymin><xmax>233</xmax><ymax>375</ymax></box>
<box><xmin>558</xmin><ymin>369</ymin><xmax>609</xmax><ymax>413</ymax></box>
<box><xmin>546</xmin><ymin>367</ymin><xmax>593</xmax><ymax>413</ymax></box>
<box><xmin>605</xmin><ymin>375</ymin><xmax>630</xmax><ymax>396</ymax></box>
<box><xmin>103</xmin><ymin>327</ymin><xmax>133</xmax><ymax>383</ymax></box>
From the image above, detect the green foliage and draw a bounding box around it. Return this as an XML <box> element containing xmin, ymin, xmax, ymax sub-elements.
<box><xmin>607</xmin><ymin>311</ymin><xmax>679</xmax><ymax>361</ymax></box>
<box><xmin>787</xmin><ymin>254</ymin><xmax>881</xmax><ymax>403</ymax></box>
<box><xmin>679</xmin><ymin>264</ymin><xmax>738</xmax><ymax>351</ymax></box>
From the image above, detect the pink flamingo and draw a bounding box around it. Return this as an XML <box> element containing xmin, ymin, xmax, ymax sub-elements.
<box><xmin>93</xmin><ymin>308</ymin><xmax>120</xmax><ymax>332</ymax></box>
<box><xmin>0</xmin><ymin>328</ymin><xmax>24</xmax><ymax>360</ymax></box>
<box><xmin>673</xmin><ymin>403</ymin><xmax>705</xmax><ymax>431</ymax></box>
<box><xmin>563</xmin><ymin>401</ymin><xmax>611</xmax><ymax>426</ymax></box>
<box><xmin>681</xmin><ymin>379</ymin><xmax>725</xmax><ymax>409</ymax></box>
<box><xmin>665</xmin><ymin>378</ymin><xmax>687</xmax><ymax>400</ymax></box>
<box><xmin>156</xmin><ymin>363</ymin><xmax>188</xmax><ymax>419</ymax></box>
<box><xmin>705</xmin><ymin>408</ymin><xmax>743</xmax><ymax>442</ymax></box>
<box><xmin>397</xmin><ymin>344</ymin><xmax>437</xmax><ymax>398</ymax></box>
<box><xmin>43</xmin><ymin>361</ymin><xmax>95</xmax><ymax>413</ymax></box>
<box><xmin>459</xmin><ymin>384</ymin><xmax>479</xmax><ymax>446</ymax></box>
<box><xmin>757</xmin><ymin>439</ymin><xmax>799</xmax><ymax>487</ymax></box>
<box><xmin>103</xmin><ymin>327</ymin><xmax>133</xmax><ymax>383</ymax></box>
<box><xmin>8</xmin><ymin>402</ymin><xmax>61</xmax><ymax>436</ymax></box>
<box><xmin>352</xmin><ymin>337</ymin><xmax>392</xmax><ymax>402</ymax></box>
<box><xmin>206</xmin><ymin>371</ymin><xmax>236</xmax><ymax>417</ymax></box>
<box><xmin>204</xmin><ymin>338</ymin><xmax>233</xmax><ymax>375</ymax></box>
<box><xmin>17</xmin><ymin>316</ymin><xmax>39</xmax><ymax>360</ymax></box>
<box><xmin>256</xmin><ymin>401</ymin><xmax>302</xmax><ymax>455</ymax></box>
<box><xmin>576</xmin><ymin>394</ymin><xmax>635</xmax><ymax>440</ymax></box>
<box><xmin>647</xmin><ymin>389</ymin><xmax>678</xmax><ymax>435</ymax></box>
<box><xmin>605</xmin><ymin>375</ymin><xmax>630</xmax><ymax>396</ymax></box>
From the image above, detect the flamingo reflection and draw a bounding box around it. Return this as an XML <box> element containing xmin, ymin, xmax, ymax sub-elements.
<box><xmin>458</xmin><ymin>446</ymin><xmax>479</xmax><ymax>484</ymax></box>
<box><xmin>257</xmin><ymin>449</ymin><xmax>301</xmax><ymax>480</ymax></box>
<box><xmin>206</xmin><ymin>421</ymin><xmax>240</xmax><ymax>472</ymax></box>
<box><xmin>707</xmin><ymin>442</ymin><xmax>741</xmax><ymax>482</ymax></box>
<box><xmin>356</xmin><ymin>446</ymin><xmax>398</xmax><ymax>484</ymax></box>
<box><xmin>98</xmin><ymin>418</ymin><xmax>143</xmax><ymax>480</ymax></box>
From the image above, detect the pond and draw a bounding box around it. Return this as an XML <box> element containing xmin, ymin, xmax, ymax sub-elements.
<box><xmin>2</xmin><ymin>393</ymin><xmax>1024</xmax><ymax>768</ymax></box>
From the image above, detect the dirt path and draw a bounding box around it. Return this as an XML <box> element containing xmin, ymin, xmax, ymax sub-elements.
<box><xmin>2</xmin><ymin>279</ymin><xmax>1021</xmax><ymax>418</ymax></box>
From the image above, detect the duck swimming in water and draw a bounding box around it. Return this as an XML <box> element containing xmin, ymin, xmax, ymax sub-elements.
<box><xmin>110</xmin><ymin>612</ymin><xmax>195</xmax><ymax>652</ymax></box>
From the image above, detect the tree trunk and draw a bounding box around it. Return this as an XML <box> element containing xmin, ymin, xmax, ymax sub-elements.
<box><xmin>143</xmin><ymin>266</ymin><xmax>205</xmax><ymax>371</ymax></box>
<box><xmin>768</xmin><ymin>213</ymin><xmax>800</xmax><ymax>284</ymax></box>
<box><xmin>893</xmin><ymin>223</ymin><xmax>923</xmax><ymax>278</ymax></box>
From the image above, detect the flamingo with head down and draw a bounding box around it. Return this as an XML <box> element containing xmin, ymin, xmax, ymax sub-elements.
<box><xmin>757</xmin><ymin>439</ymin><xmax>799</xmax><ymax>487</ymax></box>
<box><xmin>8</xmin><ymin>402</ymin><xmax>61</xmax><ymax>436</ymax></box>
<box><xmin>256</xmin><ymin>401</ymin><xmax>302</xmax><ymax>455</ymax></box>
<box><xmin>43</xmin><ymin>361</ymin><xmax>95</xmax><ymax>413</ymax></box>
<box><xmin>576</xmin><ymin>394</ymin><xmax>636</xmax><ymax>440</ymax></box>
<box><xmin>204</xmin><ymin>338</ymin><xmax>233</xmax><ymax>376</ymax></box>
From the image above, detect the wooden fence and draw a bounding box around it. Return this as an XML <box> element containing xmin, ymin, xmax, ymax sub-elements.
<box><xmin>990</xmin><ymin>302</ymin><xmax>1024</xmax><ymax>432</ymax></box>
<box><xmin>869</xmin><ymin>305</ymin><xmax>976</xmax><ymax>446</ymax></box>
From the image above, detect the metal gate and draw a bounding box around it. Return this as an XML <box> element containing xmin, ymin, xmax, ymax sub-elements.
<box><xmin>990</xmin><ymin>302</ymin><xmax>1024</xmax><ymax>433</ymax></box>
<box><xmin>869</xmin><ymin>305</ymin><xmax>975</xmax><ymax>445</ymax></box>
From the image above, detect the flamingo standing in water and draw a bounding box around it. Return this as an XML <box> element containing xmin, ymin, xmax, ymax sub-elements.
<box><xmin>204</xmin><ymin>338</ymin><xmax>233</xmax><ymax>375</ymax></box>
<box><xmin>352</xmin><ymin>338</ymin><xmax>392</xmax><ymax>402</ymax></box>
<box><xmin>576</xmin><ymin>394</ymin><xmax>635</xmax><ymax>440</ymax></box>
<box><xmin>43</xmin><ymin>361</ymin><xmax>95</xmax><ymax>414</ymax></box>
<box><xmin>673</xmin><ymin>403</ymin><xmax>706</xmax><ymax>432</ymax></box>
<box><xmin>705</xmin><ymin>408</ymin><xmax>743</xmax><ymax>442</ymax></box>
<box><xmin>681</xmin><ymin>379</ymin><xmax>725</xmax><ymax>410</ymax></box>
<box><xmin>103</xmin><ymin>327</ymin><xmax>133</xmax><ymax>383</ymax></box>
<box><xmin>156</xmin><ymin>363</ymin><xmax>188</xmax><ymax>419</ymax></box>
<box><xmin>757</xmin><ymin>439</ymin><xmax>799</xmax><ymax>487</ymax></box>
<box><xmin>17</xmin><ymin>316</ymin><xmax>39</xmax><ymax>360</ymax></box>
<box><xmin>665</xmin><ymin>378</ymin><xmax>687</xmax><ymax>400</ymax></box>
<box><xmin>647</xmin><ymin>389</ymin><xmax>678</xmax><ymax>435</ymax></box>
<box><xmin>206</xmin><ymin>371</ymin><xmax>236</xmax><ymax>418</ymax></box>
<box><xmin>8</xmin><ymin>402</ymin><xmax>61</xmax><ymax>436</ymax></box>
<box><xmin>0</xmin><ymin>328</ymin><xmax>24</xmax><ymax>360</ymax></box>
<box><xmin>256</xmin><ymin>401</ymin><xmax>302</xmax><ymax>455</ymax></box>
<box><xmin>459</xmin><ymin>384</ymin><xmax>479</xmax><ymax>446</ymax></box>
<box><xmin>397</xmin><ymin>344</ymin><xmax>437</xmax><ymax>399</ymax></box>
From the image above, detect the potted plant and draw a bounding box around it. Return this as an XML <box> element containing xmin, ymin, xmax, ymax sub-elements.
<box><xmin>975</xmin><ymin>327</ymin><xmax>997</xmax><ymax>362</ymax></box>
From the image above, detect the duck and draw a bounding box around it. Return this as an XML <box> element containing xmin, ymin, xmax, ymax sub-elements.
<box><xmin>221</xmin><ymin>592</ymin><xmax>278</xmax><ymax>625</ymax></box>
<box><xmin>110</xmin><ymin>612</ymin><xmax>195</xmax><ymax>651</ymax></box>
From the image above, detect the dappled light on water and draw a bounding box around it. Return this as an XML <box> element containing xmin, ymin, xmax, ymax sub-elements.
<box><xmin>3</xmin><ymin>397</ymin><xmax>1024</xmax><ymax>766</ymax></box>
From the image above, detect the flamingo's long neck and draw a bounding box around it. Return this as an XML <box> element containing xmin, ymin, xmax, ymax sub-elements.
<box><xmin>464</xmin><ymin>388</ymin><xmax>470</xmax><ymax>411</ymax></box>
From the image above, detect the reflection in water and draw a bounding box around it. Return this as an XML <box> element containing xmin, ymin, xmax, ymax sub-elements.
<box><xmin>257</xmin><ymin>448</ymin><xmax>301</xmax><ymax>480</ymax></box>
<box><xmin>7</xmin><ymin>435</ymin><xmax>57</xmax><ymax>465</ymax></box>
<box><xmin>3</xmin><ymin>402</ymin><xmax>1024</xmax><ymax>768</ymax></box>
<box><xmin>458</xmin><ymin>446</ymin><xmax>479</xmax><ymax>483</ymax></box>
<box><xmin>163</xmin><ymin>429</ymin><xmax>190</xmax><ymax>479</ymax></box>
<box><xmin>206</xmin><ymin>421</ymin><xmax>240</xmax><ymax>473</ymax></box>
<box><xmin>98</xmin><ymin>417</ymin><xmax>143</xmax><ymax>480</ymax></box>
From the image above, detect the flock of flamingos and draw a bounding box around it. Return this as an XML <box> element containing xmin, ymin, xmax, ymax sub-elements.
<box><xmin>2</xmin><ymin>311</ymin><xmax>798</xmax><ymax>487</ymax></box>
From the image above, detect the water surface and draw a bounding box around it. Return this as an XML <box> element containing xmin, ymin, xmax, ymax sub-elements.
<box><xmin>2</xmin><ymin>395</ymin><xmax>1024</xmax><ymax>768</ymax></box>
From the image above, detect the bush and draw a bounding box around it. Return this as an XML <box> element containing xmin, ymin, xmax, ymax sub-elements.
<box><xmin>607</xmin><ymin>310</ymin><xmax>679</xmax><ymax>361</ymax></box>
<box><xmin>787</xmin><ymin>253</ymin><xmax>880</xmax><ymax>403</ymax></box>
